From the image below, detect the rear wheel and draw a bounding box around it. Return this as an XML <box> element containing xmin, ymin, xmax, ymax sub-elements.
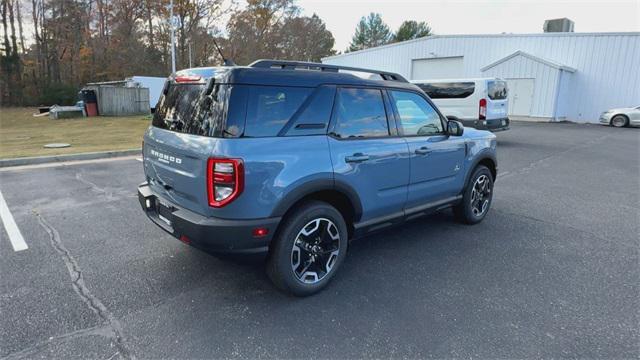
<box><xmin>454</xmin><ymin>165</ymin><xmax>494</xmax><ymax>224</ymax></box>
<box><xmin>611</xmin><ymin>115</ymin><xmax>628</xmax><ymax>128</ymax></box>
<box><xmin>267</xmin><ymin>201</ymin><xmax>348</xmax><ymax>296</ymax></box>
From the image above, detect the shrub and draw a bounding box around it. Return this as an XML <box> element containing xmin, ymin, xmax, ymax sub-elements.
<box><xmin>38</xmin><ymin>84</ymin><xmax>79</xmax><ymax>106</ymax></box>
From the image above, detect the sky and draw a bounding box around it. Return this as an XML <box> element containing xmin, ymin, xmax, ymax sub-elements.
<box><xmin>296</xmin><ymin>0</ymin><xmax>640</xmax><ymax>51</ymax></box>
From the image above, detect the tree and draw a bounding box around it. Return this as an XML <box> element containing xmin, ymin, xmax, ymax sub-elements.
<box><xmin>279</xmin><ymin>14</ymin><xmax>335</xmax><ymax>62</ymax></box>
<box><xmin>347</xmin><ymin>13</ymin><xmax>392</xmax><ymax>52</ymax></box>
<box><xmin>0</xmin><ymin>0</ymin><xmax>337</xmax><ymax>106</ymax></box>
<box><xmin>224</xmin><ymin>0</ymin><xmax>334</xmax><ymax>64</ymax></box>
<box><xmin>394</xmin><ymin>20</ymin><xmax>431</xmax><ymax>42</ymax></box>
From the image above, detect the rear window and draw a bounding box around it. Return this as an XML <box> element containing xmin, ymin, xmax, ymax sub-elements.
<box><xmin>488</xmin><ymin>80</ymin><xmax>508</xmax><ymax>100</ymax></box>
<box><xmin>244</xmin><ymin>86</ymin><xmax>312</xmax><ymax>137</ymax></box>
<box><xmin>152</xmin><ymin>82</ymin><xmax>232</xmax><ymax>137</ymax></box>
<box><xmin>417</xmin><ymin>82</ymin><xmax>475</xmax><ymax>99</ymax></box>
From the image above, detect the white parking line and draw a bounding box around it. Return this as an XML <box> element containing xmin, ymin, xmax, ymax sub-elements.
<box><xmin>0</xmin><ymin>189</ymin><xmax>28</xmax><ymax>251</ymax></box>
<box><xmin>136</xmin><ymin>158</ymin><xmax>143</xmax><ymax>162</ymax></box>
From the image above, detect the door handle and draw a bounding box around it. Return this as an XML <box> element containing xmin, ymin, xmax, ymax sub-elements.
<box><xmin>345</xmin><ymin>153</ymin><xmax>370</xmax><ymax>163</ymax></box>
<box><xmin>415</xmin><ymin>147</ymin><xmax>432</xmax><ymax>155</ymax></box>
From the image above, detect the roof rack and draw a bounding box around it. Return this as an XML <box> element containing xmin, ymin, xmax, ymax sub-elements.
<box><xmin>249</xmin><ymin>59</ymin><xmax>408</xmax><ymax>82</ymax></box>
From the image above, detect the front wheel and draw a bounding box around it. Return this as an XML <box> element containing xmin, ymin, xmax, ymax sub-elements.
<box><xmin>267</xmin><ymin>201</ymin><xmax>348</xmax><ymax>296</ymax></box>
<box><xmin>454</xmin><ymin>165</ymin><xmax>494</xmax><ymax>224</ymax></box>
<box><xmin>610</xmin><ymin>115</ymin><xmax>628</xmax><ymax>128</ymax></box>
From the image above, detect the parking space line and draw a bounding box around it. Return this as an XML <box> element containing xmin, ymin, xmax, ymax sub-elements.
<box><xmin>0</xmin><ymin>189</ymin><xmax>28</xmax><ymax>251</ymax></box>
<box><xmin>136</xmin><ymin>158</ymin><xmax>143</xmax><ymax>162</ymax></box>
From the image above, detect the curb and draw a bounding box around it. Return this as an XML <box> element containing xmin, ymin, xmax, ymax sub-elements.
<box><xmin>0</xmin><ymin>149</ymin><xmax>142</xmax><ymax>168</ymax></box>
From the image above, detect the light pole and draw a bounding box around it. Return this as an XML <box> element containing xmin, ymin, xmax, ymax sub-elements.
<box><xmin>169</xmin><ymin>0</ymin><xmax>176</xmax><ymax>73</ymax></box>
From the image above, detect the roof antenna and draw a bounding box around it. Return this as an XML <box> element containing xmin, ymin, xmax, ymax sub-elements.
<box><xmin>211</xmin><ymin>37</ymin><xmax>235</xmax><ymax>66</ymax></box>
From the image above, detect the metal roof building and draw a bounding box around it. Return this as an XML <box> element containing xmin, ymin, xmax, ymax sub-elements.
<box><xmin>322</xmin><ymin>32</ymin><xmax>640</xmax><ymax>123</ymax></box>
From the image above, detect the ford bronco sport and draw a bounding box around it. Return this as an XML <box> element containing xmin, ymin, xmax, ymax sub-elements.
<box><xmin>138</xmin><ymin>60</ymin><xmax>498</xmax><ymax>296</ymax></box>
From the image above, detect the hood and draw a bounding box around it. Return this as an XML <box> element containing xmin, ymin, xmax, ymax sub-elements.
<box><xmin>604</xmin><ymin>107</ymin><xmax>638</xmax><ymax>113</ymax></box>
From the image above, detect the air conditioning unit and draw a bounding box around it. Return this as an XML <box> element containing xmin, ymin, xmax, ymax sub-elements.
<box><xmin>543</xmin><ymin>18</ymin><xmax>575</xmax><ymax>33</ymax></box>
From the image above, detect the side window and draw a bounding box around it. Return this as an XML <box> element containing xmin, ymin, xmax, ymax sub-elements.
<box><xmin>417</xmin><ymin>82</ymin><xmax>475</xmax><ymax>99</ymax></box>
<box><xmin>331</xmin><ymin>88</ymin><xmax>389</xmax><ymax>139</ymax></box>
<box><xmin>390</xmin><ymin>90</ymin><xmax>444</xmax><ymax>136</ymax></box>
<box><xmin>244</xmin><ymin>86</ymin><xmax>312</xmax><ymax>137</ymax></box>
<box><xmin>284</xmin><ymin>86</ymin><xmax>335</xmax><ymax>136</ymax></box>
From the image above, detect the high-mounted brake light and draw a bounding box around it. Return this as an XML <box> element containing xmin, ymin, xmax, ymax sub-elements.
<box><xmin>175</xmin><ymin>75</ymin><xmax>202</xmax><ymax>83</ymax></box>
<box><xmin>479</xmin><ymin>98</ymin><xmax>487</xmax><ymax>120</ymax></box>
<box><xmin>207</xmin><ymin>158</ymin><xmax>244</xmax><ymax>207</ymax></box>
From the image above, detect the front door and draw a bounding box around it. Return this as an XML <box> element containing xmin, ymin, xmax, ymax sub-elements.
<box><xmin>387</xmin><ymin>90</ymin><xmax>466</xmax><ymax>211</ymax></box>
<box><xmin>328</xmin><ymin>87</ymin><xmax>410</xmax><ymax>224</ymax></box>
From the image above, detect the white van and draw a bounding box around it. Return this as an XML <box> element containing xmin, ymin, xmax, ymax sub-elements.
<box><xmin>411</xmin><ymin>78</ymin><xmax>510</xmax><ymax>132</ymax></box>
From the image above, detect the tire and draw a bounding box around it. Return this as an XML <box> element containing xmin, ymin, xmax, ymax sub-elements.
<box><xmin>610</xmin><ymin>115</ymin><xmax>629</xmax><ymax>128</ymax></box>
<box><xmin>453</xmin><ymin>165</ymin><xmax>494</xmax><ymax>225</ymax></box>
<box><xmin>266</xmin><ymin>201</ymin><xmax>348</xmax><ymax>296</ymax></box>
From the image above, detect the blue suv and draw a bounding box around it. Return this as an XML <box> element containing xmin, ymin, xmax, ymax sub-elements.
<box><xmin>138</xmin><ymin>60</ymin><xmax>498</xmax><ymax>296</ymax></box>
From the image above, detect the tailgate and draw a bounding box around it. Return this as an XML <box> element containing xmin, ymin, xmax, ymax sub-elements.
<box><xmin>143</xmin><ymin>127</ymin><xmax>217</xmax><ymax>216</ymax></box>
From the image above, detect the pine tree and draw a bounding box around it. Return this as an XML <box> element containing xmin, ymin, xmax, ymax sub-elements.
<box><xmin>394</xmin><ymin>20</ymin><xmax>432</xmax><ymax>42</ymax></box>
<box><xmin>348</xmin><ymin>13</ymin><xmax>392</xmax><ymax>52</ymax></box>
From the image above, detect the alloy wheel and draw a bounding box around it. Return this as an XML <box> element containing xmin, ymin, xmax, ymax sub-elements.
<box><xmin>611</xmin><ymin>115</ymin><xmax>627</xmax><ymax>128</ymax></box>
<box><xmin>290</xmin><ymin>218</ymin><xmax>340</xmax><ymax>284</ymax></box>
<box><xmin>470</xmin><ymin>174</ymin><xmax>492</xmax><ymax>217</ymax></box>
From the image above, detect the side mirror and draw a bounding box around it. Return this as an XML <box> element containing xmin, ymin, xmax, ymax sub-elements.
<box><xmin>447</xmin><ymin>120</ymin><xmax>464</xmax><ymax>136</ymax></box>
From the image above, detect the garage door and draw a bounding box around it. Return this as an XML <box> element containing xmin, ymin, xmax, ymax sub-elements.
<box><xmin>411</xmin><ymin>57</ymin><xmax>464</xmax><ymax>80</ymax></box>
<box><xmin>506</xmin><ymin>78</ymin><xmax>535</xmax><ymax>116</ymax></box>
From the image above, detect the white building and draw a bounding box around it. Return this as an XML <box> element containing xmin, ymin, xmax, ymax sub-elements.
<box><xmin>323</xmin><ymin>32</ymin><xmax>640</xmax><ymax>123</ymax></box>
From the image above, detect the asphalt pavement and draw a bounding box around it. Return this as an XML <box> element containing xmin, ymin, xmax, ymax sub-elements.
<box><xmin>1</xmin><ymin>122</ymin><xmax>638</xmax><ymax>359</ymax></box>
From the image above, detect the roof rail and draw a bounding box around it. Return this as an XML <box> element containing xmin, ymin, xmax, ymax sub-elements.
<box><xmin>248</xmin><ymin>59</ymin><xmax>408</xmax><ymax>82</ymax></box>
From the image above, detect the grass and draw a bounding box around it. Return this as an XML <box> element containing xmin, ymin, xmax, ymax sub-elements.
<box><xmin>0</xmin><ymin>107</ymin><xmax>151</xmax><ymax>159</ymax></box>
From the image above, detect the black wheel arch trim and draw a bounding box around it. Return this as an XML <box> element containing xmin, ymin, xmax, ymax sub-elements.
<box><xmin>270</xmin><ymin>178</ymin><xmax>363</xmax><ymax>221</ymax></box>
<box><xmin>464</xmin><ymin>151</ymin><xmax>498</xmax><ymax>187</ymax></box>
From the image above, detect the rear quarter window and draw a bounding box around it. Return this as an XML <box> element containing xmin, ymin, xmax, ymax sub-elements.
<box><xmin>244</xmin><ymin>86</ymin><xmax>312</xmax><ymax>137</ymax></box>
<box><xmin>488</xmin><ymin>80</ymin><xmax>508</xmax><ymax>100</ymax></box>
<box><xmin>417</xmin><ymin>82</ymin><xmax>475</xmax><ymax>99</ymax></box>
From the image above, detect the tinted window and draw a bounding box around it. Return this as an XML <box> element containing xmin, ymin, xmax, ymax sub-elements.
<box><xmin>331</xmin><ymin>88</ymin><xmax>389</xmax><ymax>139</ymax></box>
<box><xmin>417</xmin><ymin>82</ymin><xmax>475</xmax><ymax>99</ymax></box>
<box><xmin>488</xmin><ymin>80</ymin><xmax>508</xmax><ymax>100</ymax></box>
<box><xmin>390</xmin><ymin>91</ymin><xmax>443</xmax><ymax>136</ymax></box>
<box><xmin>284</xmin><ymin>86</ymin><xmax>335</xmax><ymax>136</ymax></box>
<box><xmin>244</xmin><ymin>86</ymin><xmax>312</xmax><ymax>137</ymax></box>
<box><xmin>152</xmin><ymin>83</ymin><xmax>230</xmax><ymax>137</ymax></box>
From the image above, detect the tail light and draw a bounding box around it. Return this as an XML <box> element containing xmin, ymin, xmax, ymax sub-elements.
<box><xmin>207</xmin><ymin>158</ymin><xmax>244</xmax><ymax>207</ymax></box>
<box><xmin>479</xmin><ymin>98</ymin><xmax>487</xmax><ymax>120</ymax></box>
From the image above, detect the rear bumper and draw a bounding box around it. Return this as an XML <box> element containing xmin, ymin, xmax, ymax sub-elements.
<box><xmin>460</xmin><ymin>118</ymin><xmax>510</xmax><ymax>132</ymax></box>
<box><xmin>138</xmin><ymin>182</ymin><xmax>280</xmax><ymax>255</ymax></box>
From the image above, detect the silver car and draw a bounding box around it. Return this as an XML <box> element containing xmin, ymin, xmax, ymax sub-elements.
<box><xmin>599</xmin><ymin>106</ymin><xmax>640</xmax><ymax>127</ymax></box>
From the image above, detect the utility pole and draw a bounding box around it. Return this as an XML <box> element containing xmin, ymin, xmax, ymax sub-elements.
<box><xmin>169</xmin><ymin>0</ymin><xmax>176</xmax><ymax>73</ymax></box>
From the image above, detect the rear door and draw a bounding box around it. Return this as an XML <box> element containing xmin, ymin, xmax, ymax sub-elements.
<box><xmin>328</xmin><ymin>87</ymin><xmax>410</xmax><ymax>224</ymax></box>
<box><xmin>486</xmin><ymin>79</ymin><xmax>508</xmax><ymax>120</ymax></box>
<box><xmin>388</xmin><ymin>89</ymin><xmax>466</xmax><ymax>210</ymax></box>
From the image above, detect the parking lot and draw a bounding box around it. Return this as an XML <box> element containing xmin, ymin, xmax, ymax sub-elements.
<box><xmin>0</xmin><ymin>122</ymin><xmax>638</xmax><ymax>359</ymax></box>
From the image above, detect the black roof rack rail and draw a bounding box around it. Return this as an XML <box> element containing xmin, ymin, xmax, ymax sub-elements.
<box><xmin>248</xmin><ymin>59</ymin><xmax>408</xmax><ymax>82</ymax></box>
